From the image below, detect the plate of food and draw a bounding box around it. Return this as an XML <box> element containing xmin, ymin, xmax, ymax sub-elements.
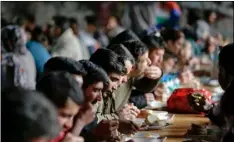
<box><xmin>184</xmin><ymin>124</ymin><xmax>222</xmax><ymax>141</ymax></box>
<box><xmin>132</xmin><ymin>118</ymin><xmax>145</xmax><ymax>127</ymax></box>
<box><xmin>138</xmin><ymin>110</ymin><xmax>175</xmax><ymax>130</ymax></box>
<box><xmin>143</xmin><ymin>114</ymin><xmax>174</xmax><ymax>130</ymax></box>
<box><xmin>125</xmin><ymin>132</ymin><xmax>161</xmax><ymax>142</ymax></box>
<box><xmin>137</xmin><ymin>110</ymin><xmax>168</xmax><ymax>118</ymax></box>
<box><xmin>149</xmin><ymin>110</ymin><xmax>169</xmax><ymax>116</ymax></box>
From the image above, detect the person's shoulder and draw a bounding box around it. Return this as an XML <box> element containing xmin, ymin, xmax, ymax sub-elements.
<box><xmin>27</xmin><ymin>41</ymin><xmax>48</xmax><ymax>52</ymax></box>
<box><xmin>60</xmin><ymin>35</ymin><xmax>79</xmax><ymax>48</ymax></box>
<box><xmin>26</xmin><ymin>41</ymin><xmax>38</xmax><ymax>48</ymax></box>
<box><xmin>116</xmin><ymin>26</ymin><xmax>125</xmax><ymax>33</ymax></box>
<box><xmin>115</xmin><ymin>81</ymin><xmax>133</xmax><ymax>94</ymax></box>
<box><xmin>197</xmin><ymin>20</ymin><xmax>209</xmax><ymax>27</ymax></box>
<box><xmin>24</xmin><ymin>50</ymin><xmax>36</xmax><ymax>62</ymax></box>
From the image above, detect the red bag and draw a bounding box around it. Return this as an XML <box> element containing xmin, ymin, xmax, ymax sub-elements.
<box><xmin>167</xmin><ymin>88</ymin><xmax>212</xmax><ymax>113</ymax></box>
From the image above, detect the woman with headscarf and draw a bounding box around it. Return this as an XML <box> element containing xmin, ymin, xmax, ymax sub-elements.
<box><xmin>1</xmin><ymin>25</ymin><xmax>36</xmax><ymax>90</ymax></box>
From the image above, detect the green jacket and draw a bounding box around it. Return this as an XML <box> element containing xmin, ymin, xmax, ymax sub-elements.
<box><xmin>115</xmin><ymin>76</ymin><xmax>161</xmax><ymax>111</ymax></box>
<box><xmin>96</xmin><ymin>92</ymin><xmax>119</xmax><ymax>123</ymax></box>
<box><xmin>96</xmin><ymin>76</ymin><xmax>161</xmax><ymax>121</ymax></box>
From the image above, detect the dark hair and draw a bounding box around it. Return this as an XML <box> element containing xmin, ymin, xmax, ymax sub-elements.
<box><xmin>44</xmin><ymin>24</ymin><xmax>54</xmax><ymax>45</ymax></box>
<box><xmin>202</xmin><ymin>36</ymin><xmax>215</xmax><ymax>54</ymax></box>
<box><xmin>69</xmin><ymin>18</ymin><xmax>78</xmax><ymax>25</ymax></box>
<box><xmin>44</xmin><ymin>57</ymin><xmax>87</xmax><ymax>76</ymax></box>
<box><xmin>25</xmin><ymin>14</ymin><xmax>35</xmax><ymax>23</ymax></box>
<box><xmin>161</xmin><ymin>28</ymin><xmax>184</xmax><ymax>42</ymax></box>
<box><xmin>138</xmin><ymin>26</ymin><xmax>159</xmax><ymax>39</ymax></box>
<box><xmin>219</xmin><ymin>43</ymin><xmax>234</xmax><ymax>76</ymax></box>
<box><xmin>31</xmin><ymin>26</ymin><xmax>48</xmax><ymax>43</ymax></box>
<box><xmin>141</xmin><ymin>32</ymin><xmax>166</xmax><ymax>50</ymax></box>
<box><xmin>52</xmin><ymin>16</ymin><xmax>70</xmax><ymax>31</ymax></box>
<box><xmin>164</xmin><ymin>50</ymin><xmax>177</xmax><ymax>61</ymax></box>
<box><xmin>220</xmin><ymin>80</ymin><xmax>234</xmax><ymax>117</ymax></box>
<box><xmin>36</xmin><ymin>71</ymin><xmax>84</xmax><ymax>108</ymax></box>
<box><xmin>121</xmin><ymin>40</ymin><xmax>148</xmax><ymax>61</ymax></box>
<box><xmin>1</xmin><ymin>18</ymin><xmax>9</xmax><ymax>28</ymax></box>
<box><xmin>79</xmin><ymin>60</ymin><xmax>109</xmax><ymax>89</ymax></box>
<box><xmin>109</xmin><ymin>30</ymin><xmax>140</xmax><ymax>45</ymax></box>
<box><xmin>1</xmin><ymin>25</ymin><xmax>25</xmax><ymax>53</ymax></box>
<box><xmin>204</xmin><ymin>10</ymin><xmax>216</xmax><ymax>21</ymax></box>
<box><xmin>85</xmin><ymin>15</ymin><xmax>97</xmax><ymax>26</ymax></box>
<box><xmin>2</xmin><ymin>88</ymin><xmax>59</xmax><ymax>142</ymax></box>
<box><xmin>12</xmin><ymin>16</ymin><xmax>25</xmax><ymax>27</ymax></box>
<box><xmin>187</xmin><ymin>9</ymin><xmax>204</xmax><ymax>26</ymax></box>
<box><xmin>107</xmin><ymin>44</ymin><xmax>135</xmax><ymax>65</ymax></box>
<box><xmin>182</xmin><ymin>27</ymin><xmax>198</xmax><ymax>41</ymax></box>
<box><xmin>89</xmin><ymin>48</ymin><xmax>127</xmax><ymax>75</ymax></box>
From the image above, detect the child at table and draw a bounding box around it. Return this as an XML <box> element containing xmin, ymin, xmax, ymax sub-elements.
<box><xmin>160</xmin><ymin>66</ymin><xmax>200</xmax><ymax>98</ymax></box>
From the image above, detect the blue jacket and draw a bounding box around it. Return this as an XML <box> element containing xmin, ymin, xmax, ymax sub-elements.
<box><xmin>157</xmin><ymin>9</ymin><xmax>181</xmax><ymax>30</ymax></box>
<box><xmin>26</xmin><ymin>41</ymin><xmax>51</xmax><ymax>74</ymax></box>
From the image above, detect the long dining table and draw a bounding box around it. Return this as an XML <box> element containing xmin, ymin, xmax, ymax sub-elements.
<box><xmin>142</xmin><ymin>114</ymin><xmax>210</xmax><ymax>142</ymax></box>
<box><xmin>123</xmin><ymin>83</ymin><xmax>216</xmax><ymax>142</ymax></box>
<box><xmin>153</xmin><ymin>84</ymin><xmax>216</xmax><ymax>142</ymax></box>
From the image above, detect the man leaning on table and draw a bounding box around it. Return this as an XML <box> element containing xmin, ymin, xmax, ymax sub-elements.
<box><xmin>89</xmin><ymin>48</ymin><xmax>140</xmax><ymax>135</ymax></box>
<box><xmin>99</xmin><ymin>34</ymin><xmax>163</xmax><ymax>120</ymax></box>
<box><xmin>188</xmin><ymin>43</ymin><xmax>234</xmax><ymax>129</ymax></box>
<box><xmin>94</xmin><ymin>30</ymin><xmax>162</xmax><ymax>123</ymax></box>
<box><xmin>111</xmin><ymin>35</ymin><xmax>163</xmax><ymax>115</ymax></box>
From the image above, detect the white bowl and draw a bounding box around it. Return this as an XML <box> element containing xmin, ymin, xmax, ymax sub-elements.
<box><xmin>147</xmin><ymin>101</ymin><xmax>164</xmax><ymax>109</ymax></box>
<box><xmin>150</xmin><ymin>111</ymin><xmax>168</xmax><ymax>116</ymax></box>
<box><xmin>132</xmin><ymin>118</ymin><xmax>145</xmax><ymax>127</ymax></box>
<box><xmin>133</xmin><ymin>132</ymin><xmax>159</xmax><ymax>138</ymax></box>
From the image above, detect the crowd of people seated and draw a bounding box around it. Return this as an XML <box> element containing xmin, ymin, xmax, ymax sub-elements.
<box><xmin>1</xmin><ymin>2</ymin><xmax>234</xmax><ymax>142</ymax></box>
